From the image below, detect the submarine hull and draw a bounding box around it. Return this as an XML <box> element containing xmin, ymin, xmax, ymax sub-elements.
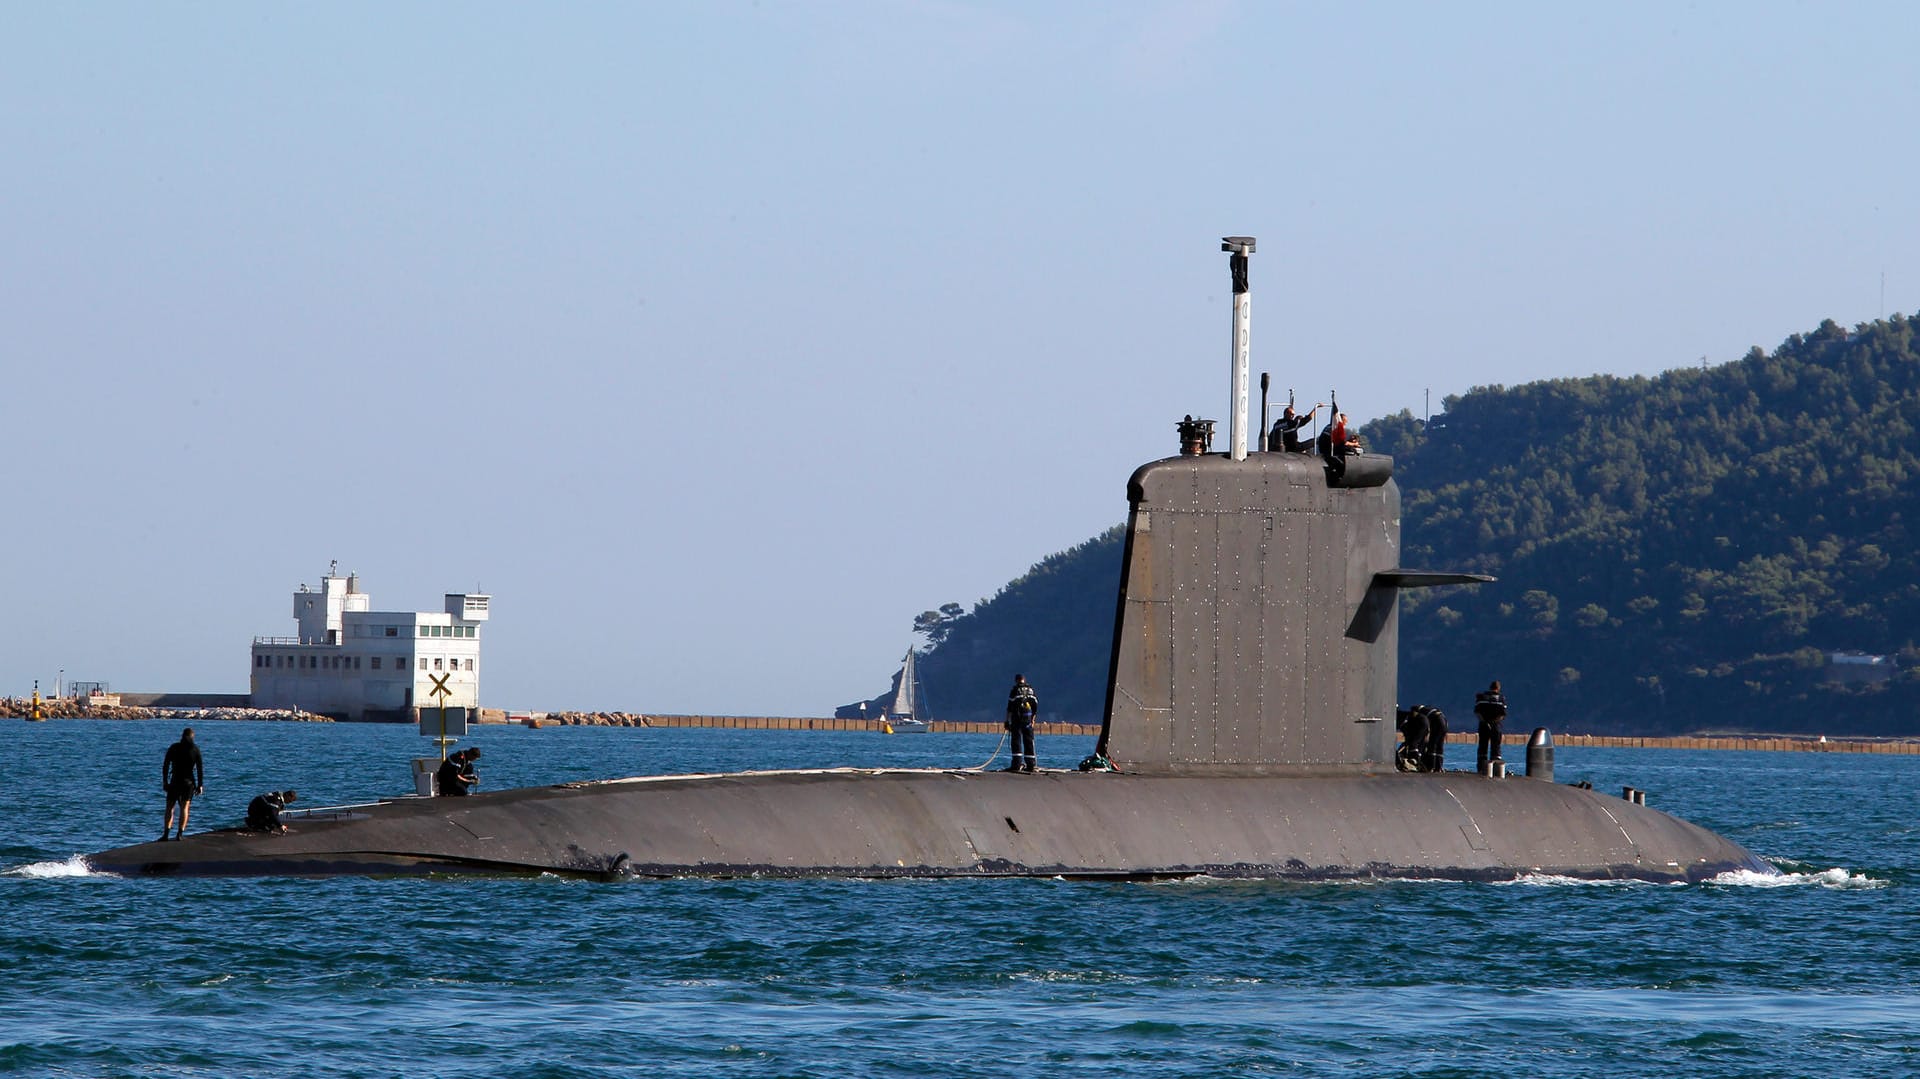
<box><xmin>87</xmin><ymin>767</ymin><xmax>1769</xmax><ymax>881</ymax></box>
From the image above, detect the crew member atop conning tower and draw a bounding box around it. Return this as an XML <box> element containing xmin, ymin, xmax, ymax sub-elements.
<box><xmin>1269</xmin><ymin>402</ymin><xmax>1322</xmax><ymax>452</ymax></box>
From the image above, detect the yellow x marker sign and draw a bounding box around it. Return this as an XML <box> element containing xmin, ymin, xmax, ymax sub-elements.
<box><xmin>428</xmin><ymin>672</ymin><xmax>453</xmax><ymax>699</ymax></box>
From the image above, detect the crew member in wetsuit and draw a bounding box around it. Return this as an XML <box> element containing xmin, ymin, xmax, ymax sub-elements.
<box><xmin>161</xmin><ymin>727</ymin><xmax>204</xmax><ymax>841</ymax></box>
<box><xmin>246</xmin><ymin>789</ymin><xmax>297</xmax><ymax>833</ymax></box>
<box><xmin>436</xmin><ymin>748</ymin><xmax>479</xmax><ymax>796</ymax></box>
<box><xmin>1474</xmin><ymin>681</ymin><xmax>1508</xmax><ymax>774</ymax></box>
<box><xmin>1422</xmin><ymin>705</ymin><xmax>1449</xmax><ymax>772</ymax></box>
<box><xmin>1397</xmin><ymin>706</ymin><xmax>1429</xmax><ymax>771</ymax></box>
<box><xmin>1004</xmin><ymin>675</ymin><xmax>1039</xmax><ymax>773</ymax></box>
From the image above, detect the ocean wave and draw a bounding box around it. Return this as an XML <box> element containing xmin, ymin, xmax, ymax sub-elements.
<box><xmin>1495</xmin><ymin>873</ymin><xmax>1663</xmax><ymax>888</ymax></box>
<box><xmin>3</xmin><ymin>855</ymin><xmax>103</xmax><ymax>879</ymax></box>
<box><xmin>1708</xmin><ymin>866</ymin><xmax>1884</xmax><ymax>889</ymax></box>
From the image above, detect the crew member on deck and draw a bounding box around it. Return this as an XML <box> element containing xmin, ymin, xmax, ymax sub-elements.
<box><xmin>1004</xmin><ymin>675</ymin><xmax>1039</xmax><ymax>773</ymax></box>
<box><xmin>247</xmin><ymin>789</ymin><xmax>298</xmax><ymax>833</ymax></box>
<box><xmin>1474</xmin><ymin>681</ymin><xmax>1508</xmax><ymax>774</ymax></box>
<box><xmin>1397</xmin><ymin>706</ymin><xmax>1429</xmax><ymax>771</ymax></box>
<box><xmin>1421</xmin><ymin>705</ymin><xmax>1449</xmax><ymax>772</ymax></box>
<box><xmin>437</xmin><ymin>748</ymin><xmax>480</xmax><ymax>796</ymax></box>
<box><xmin>161</xmin><ymin>727</ymin><xmax>204</xmax><ymax>841</ymax></box>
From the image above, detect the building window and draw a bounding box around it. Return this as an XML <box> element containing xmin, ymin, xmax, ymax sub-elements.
<box><xmin>465</xmin><ymin>658</ymin><xmax>474</xmax><ymax>671</ymax></box>
<box><xmin>419</xmin><ymin>626</ymin><xmax>427</xmax><ymax>637</ymax></box>
<box><xmin>433</xmin><ymin>657</ymin><xmax>443</xmax><ymax>670</ymax></box>
<box><xmin>371</xmin><ymin>657</ymin><xmax>382</xmax><ymax>670</ymax></box>
<box><xmin>386</xmin><ymin>627</ymin><xmax>397</xmax><ymax>637</ymax></box>
<box><xmin>419</xmin><ymin>658</ymin><xmax>427</xmax><ymax>670</ymax></box>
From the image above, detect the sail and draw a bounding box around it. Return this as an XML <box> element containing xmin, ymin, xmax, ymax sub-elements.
<box><xmin>891</xmin><ymin>649</ymin><xmax>918</xmax><ymax>720</ymax></box>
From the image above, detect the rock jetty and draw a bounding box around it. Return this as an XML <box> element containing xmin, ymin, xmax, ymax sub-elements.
<box><xmin>1</xmin><ymin>698</ymin><xmax>326</xmax><ymax>722</ymax></box>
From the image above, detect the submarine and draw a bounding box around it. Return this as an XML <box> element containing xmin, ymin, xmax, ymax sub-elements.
<box><xmin>87</xmin><ymin>238</ymin><xmax>1772</xmax><ymax>882</ymax></box>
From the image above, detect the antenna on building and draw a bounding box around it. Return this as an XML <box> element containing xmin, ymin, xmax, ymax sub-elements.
<box><xmin>330</xmin><ymin>559</ymin><xmax>338</xmax><ymax>577</ymax></box>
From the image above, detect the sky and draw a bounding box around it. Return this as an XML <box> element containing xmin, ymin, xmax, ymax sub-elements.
<box><xmin>4</xmin><ymin>2</ymin><xmax>1918</xmax><ymax>714</ymax></box>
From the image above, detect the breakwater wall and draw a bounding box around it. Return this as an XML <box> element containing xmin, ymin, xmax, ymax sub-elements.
<box><xmin>523</xmin><ymin>714</ymin><xmax>1920</xmax><ymax>754</ymax></box>
<box><xmin>1503</xmin><ymin>732</ymin><xmax>1920</xmax><ymax>755</ymax></box>
<box><xmin>524</xmin><ymin>712</ymin><xmax>1086</xmax><ymax>736</ymax></box>
<box><xmin>11</xmin><ymin>699</ymin><xmax>1913</xmax><ymax>753</ymax></box>
<box><xmin>518</xmin><ymin>715</ymin><xmax>1920</xmax><ymax>753</ymax></box>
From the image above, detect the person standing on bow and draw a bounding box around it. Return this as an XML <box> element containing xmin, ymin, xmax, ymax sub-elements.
<box><xmin>1004</xmin><ymin>675</ymin><xmax>1039</xmax><ymax>774</ymax></box>
<box><xmin>160</xmin><ymin>727</ymin><xmax>204</xmax><ymax>841</ymax></box>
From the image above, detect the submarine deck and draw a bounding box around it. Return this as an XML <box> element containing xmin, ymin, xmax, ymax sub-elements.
<box><xmin>86</xmin><ymin>766</ymin><xmax>1770</xmax><ymax>882</ymax></box>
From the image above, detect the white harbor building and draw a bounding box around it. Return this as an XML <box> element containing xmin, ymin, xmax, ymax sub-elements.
<box><xmin>250</xmin><ymin>562</ymin><xmax>490</xmax><ymax>722</ymax></box>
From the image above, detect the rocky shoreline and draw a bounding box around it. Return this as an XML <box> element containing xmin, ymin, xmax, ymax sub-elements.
<box><xmin>0</xmin><ymin>699</ymin><xmax>326</xmax><ymax>722</ymax></box>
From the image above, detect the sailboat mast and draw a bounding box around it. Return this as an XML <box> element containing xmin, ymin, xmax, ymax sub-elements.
<box><xmin>894</xmin><ymin>649</ymin><xmax>918</xmax><ymax>719</ymax></box>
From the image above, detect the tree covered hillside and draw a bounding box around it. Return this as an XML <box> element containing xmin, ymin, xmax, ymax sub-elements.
<box><xmin>876</xmin><ymin>313</ymin><xmax>1920</xmax><ymax>734</ymax></box>
<box><xmin>1373</xmin><ymin>314</ymin><xmax>1920</xmax><ymax>734</ymax></box>
<box><xmin>896</xmin><ymin>528</ymin><xmax>1123</xmax><ymax>726</ymax></box>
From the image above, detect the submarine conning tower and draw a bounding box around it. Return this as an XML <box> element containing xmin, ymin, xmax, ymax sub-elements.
<box><xmin>1097</xmin><ymin>237</ymin><xmax>1482</xmax><ymax>776</ymax></box>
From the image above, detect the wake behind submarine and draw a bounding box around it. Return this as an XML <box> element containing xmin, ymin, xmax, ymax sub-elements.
<box><xmin>87</xmin><ymin>238</ymin><xmax>1771</xmax><ymax>882</ymax></box>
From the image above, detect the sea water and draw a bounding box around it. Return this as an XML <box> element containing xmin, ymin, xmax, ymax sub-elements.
<box><xmin>3</xmin><ymin>719</ymin><xmax>1916</xmax><ymax>1078</ymax></box>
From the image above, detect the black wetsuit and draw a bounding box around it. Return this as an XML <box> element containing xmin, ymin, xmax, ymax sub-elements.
<box><xmin>162</xmin><ymin>740</ymin><xmax>203</xmax><ymax>802</ymax></box>
<box><xmin>1005</xmin><ymin>681</ymin><xmax>1038</xmax><ymax>772</ymax></box>
<box><xmin>1422</xmin><ymin>707</ymin><xmax>1448</xmax><ymax>772</ymax></box>
<box><xmin>436</xmin><ymin>758</ymin><xmax>474</xmax><ymax>796</ymax></box>
<box><xmin>246</xmin><ymin>792</ymin><xmax>287</xmax><ymax>832</ymax></box>
<box><xmin>1474</xmin><ymin>690</ymin><xmax>1508</xmax><ymax>772</ymax></box>
<box><xmin>1398</xmin><ymin>708</ymin><xmax>1429</xmax><ymax>768</ymax></box>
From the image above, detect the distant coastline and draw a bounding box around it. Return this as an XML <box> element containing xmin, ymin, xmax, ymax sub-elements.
<box><xmin>7</xmin><ymin>698</ymin><xmax>1916</xmax><ymax>754</ymax></box>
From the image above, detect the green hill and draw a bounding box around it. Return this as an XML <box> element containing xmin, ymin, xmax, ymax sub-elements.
<box><xmin>877</xmin><ymin>313</ymin><xmax>1920</xmax><ymax>735</ymax></box>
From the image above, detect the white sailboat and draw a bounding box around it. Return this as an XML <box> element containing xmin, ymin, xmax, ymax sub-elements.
<box><xmin>887</xmin><ymin>648</ymin><xmax>930</xmax><ymax>733</ymax></box>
